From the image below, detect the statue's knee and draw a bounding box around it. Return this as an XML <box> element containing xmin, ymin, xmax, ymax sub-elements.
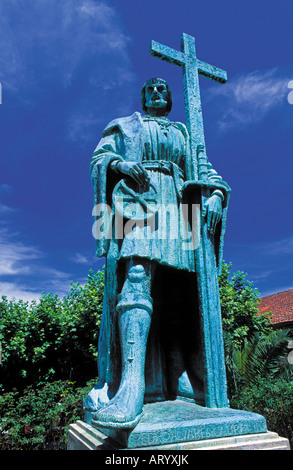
<box><xmin>128</xmin><ymin>264</ymin><xmax>146</xmax><ymax>284</ymax></box>
<box><xmin>117</xmin><ymin>260</ymin><xmax>152</xmax><ymax>315</ymax></box>
<box><xmin>118</xmin><ymin>264</ymin><xmax>152</xmax><ymax>314</ymax></box>
<box><xmin>116</xmin><ymin>291</ymin><xmax>153</xmax><ymax>315</ymax></box>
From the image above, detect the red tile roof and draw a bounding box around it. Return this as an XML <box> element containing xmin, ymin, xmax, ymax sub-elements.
<box><xmin>258</xmin><ymin>289</ymin><xmax>293</xmax><ymax>326</ymax></box>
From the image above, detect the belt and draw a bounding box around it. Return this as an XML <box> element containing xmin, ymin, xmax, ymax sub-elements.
<box><xmin>142</xmin><ymin>160</ymin><xmax>184</xmax><ymax>198</ymax></box>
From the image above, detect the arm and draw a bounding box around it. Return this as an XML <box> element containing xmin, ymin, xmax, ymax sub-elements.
<box><xmin>90</xmin><ymin>130</ymin><xmax>124</xmax><ymax>182</ymax></box>
<box><xmin>91</xmin><ymin>125</ymin><xmax>149</xmax><ymax>187</ymax></box>
<box><xmin>203</xmin><ymin>161</ymin><xmax>224</xmax><ymax>235</ymax></box>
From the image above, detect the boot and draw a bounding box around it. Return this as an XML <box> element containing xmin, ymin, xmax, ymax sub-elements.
<box><xmin>92</xmin><ymin>291</ymin><xmax>152</xmax><ymax>429</ymax></box>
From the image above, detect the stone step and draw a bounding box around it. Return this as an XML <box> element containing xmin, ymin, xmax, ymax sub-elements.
<box><xmin>67</xmin><ymin>421</ymin><xmax>112</xmax><ymax>450</ymax></box>
<box><xmin>190</xmin><ymin>432</ymin><xmax>290</xmax><ymax>450</ymax></box>
<box><xmin>133</xmin><ymin>430</ymin><xmax>290</xmax><ymax>450</ymax></box>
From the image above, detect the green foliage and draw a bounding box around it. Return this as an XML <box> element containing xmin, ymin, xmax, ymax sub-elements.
<box><xmin>230</xmin><ymin>378</ymin><xmax>293</xmax><ymax>446</ymax></box>
<box><xmin>232</xmin><ymin>329</ymin><xmax>293</xmax><ymax>385</ymax></box>
<box><xmin>0</xmin><ymin>270</ymin><xmax>104</xmax><ymax>450</ymax></box>
<box><xmin>0</xmin><ymin>270</ymin><xmax>104</xmax><ymax>391</ymax></box>
<box><xmin>219</xmin><ymin>262</ymin><xmax>293</xmax><ymax>446</ymax></box>
<box><xmin>225</xmin><ymin>329</ymin><xmax>293</xmax><ymax>395</ymax></box>
<box><xmin>0</xmin><ymin>379</ymin><xmax>96</xmax><ymax>450</ymax></box>
<box><xmin>219</xmin><ymin>262</ymin><xmax>273</xmax><ymax>347</ymax></box>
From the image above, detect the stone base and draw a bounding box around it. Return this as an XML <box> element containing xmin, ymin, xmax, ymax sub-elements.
<box><xmin>67</xmin><ymin>420</ymin><xmax>290</xmax><ymax>450</ymax></box>
<box><xmin>68</xmin><ymin>400</ymin><xmax>290</xmax><ymax>450</ymax></box>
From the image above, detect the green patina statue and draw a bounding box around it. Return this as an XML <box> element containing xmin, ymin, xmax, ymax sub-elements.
<box><xmin>84</xmin><ymin>81</ymin><xmax>228</xmax><ymax>423</ymax></box>
<box><xmin>83</xmin><ymin>35</ymin><xmax>266</xmax><ymax>442</ymax></box>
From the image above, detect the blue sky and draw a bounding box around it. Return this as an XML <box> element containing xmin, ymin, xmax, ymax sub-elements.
<box><xmin>0</xmin><ymin>0</ymin><xmax>292</xmax><ymax>301</ymax></box>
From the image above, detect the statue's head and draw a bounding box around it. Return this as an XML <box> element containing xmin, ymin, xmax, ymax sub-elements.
<box><xmin>141</xmin><ymin>78</ymin><xmax>172</xmax><ymax>116</ymax></box>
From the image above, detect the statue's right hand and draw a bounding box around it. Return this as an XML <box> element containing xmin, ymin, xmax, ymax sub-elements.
<box><xmin>117</xmin><ymin>162</ymin><xmax>150</xmax><ymax>185</ymax></box>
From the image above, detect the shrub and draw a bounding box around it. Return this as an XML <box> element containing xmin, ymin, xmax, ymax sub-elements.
<box><xmin>219</xmin><ymin>262</ymin><xmax>272</xmax><ymax>348</ymax></box>
<box><xmin>0</xmin><ymin>270</ymin><xmax>104</xmax><ymax>391</ymax></box>
<box><xmin>230</xmin><ymin>378</ymin><xmax>293</xmax><ymax>446</ymax></box>
<box><xmin>0</xmin><ymin>379</ymin><xmax>96</xmax><ymax>450</ymax></box>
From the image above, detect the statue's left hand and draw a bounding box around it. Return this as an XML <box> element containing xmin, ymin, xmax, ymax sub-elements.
<box><xmin>116</xmin><ymin>162</ymin><xmax>150</xmax><ymax>186</ymax></box>
<box><xmin>203</xmin><ymin>194</ymin><xmax>222</xmax><ymax>234</ymax></box>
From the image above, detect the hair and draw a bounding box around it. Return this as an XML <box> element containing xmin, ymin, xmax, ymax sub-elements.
<box><xmin>140</xmin><ymin>78</ymin><xmax>172</xmax><ymax>115</ymax></box>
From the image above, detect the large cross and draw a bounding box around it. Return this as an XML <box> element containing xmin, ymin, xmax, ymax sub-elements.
<box><xmin>150</xmin><ymin>33</ymin><xmax>227</xmax><ymax>180</ymax></box>
<box><xmin>150</xmin><ymin>34</ymin><xmax>230</xmax><ymax>408</ymax></box>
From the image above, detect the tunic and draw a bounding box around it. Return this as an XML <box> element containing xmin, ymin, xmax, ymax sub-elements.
<box><xmin>115</xmin><ymin>115</ymin><xmax>196</xmax><ymax>272</ymax></box>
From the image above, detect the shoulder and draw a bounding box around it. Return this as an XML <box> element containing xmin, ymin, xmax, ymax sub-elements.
<box><xmin>103</xmin><ymin>112</ymin><xmax>143</xmax><ymax>136</ymax></box>
<box><xmin>172</xmin><ymin>121</ymin><xmax>189</xmax><ymax>137</ymax></box>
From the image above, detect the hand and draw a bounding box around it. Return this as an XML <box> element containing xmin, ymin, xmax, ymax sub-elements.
<box><xmin>203</xmin><ymin>194</ymin><xmax>222</xmax><ymax>234</ymax></box>
<box><xmin>117</xmin><ymin>162</ymin><xmax>150</xmax><ymax>186</ymax></box>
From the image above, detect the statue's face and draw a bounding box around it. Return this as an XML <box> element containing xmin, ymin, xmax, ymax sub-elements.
<box><xmin>144</xmin><ymin>82</ymin><xmax>168</xmax><ymax>111</ymax></box>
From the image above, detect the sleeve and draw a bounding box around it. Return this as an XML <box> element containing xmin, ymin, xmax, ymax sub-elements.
<box><xmin>90</xmin><ymin>127</ymin><xmax>125</xmax><ymax>207</ymax></box>
<box><xmin>90</xmin><ymin>126</ymin><xmax>125</xmax><ymax>257</ymax></box>
<box><xmin>206</xmin><ymin>161</ymin><xmax>224</xmax><ymax>202</ymax></box>
<box><xmin>91</xmin><ymin>129</ymin><xmax>123</xmax><ymax>182</ymax></box>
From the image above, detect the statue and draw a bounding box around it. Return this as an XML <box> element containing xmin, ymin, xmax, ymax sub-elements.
<box><xmin>84</xmin><ymin>34</ymin><xmax>232</xmax><ymax>431</ymax></box>
<box><xmin>66</xmin><ymin>33</ymin><xmax>290</xmax><ymax>450</ymax></box>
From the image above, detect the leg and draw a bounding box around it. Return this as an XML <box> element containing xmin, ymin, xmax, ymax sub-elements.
<box><xmin>92</xmin><ymin>258</ymin><xmax>153</xmax><ymax>428</ymax></box>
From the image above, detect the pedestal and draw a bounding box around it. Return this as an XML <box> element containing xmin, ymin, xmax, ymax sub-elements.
<box><xmin>67</xmin><ymin>400</ymin><xmax>290</xmax><ymax>450</ymax></box>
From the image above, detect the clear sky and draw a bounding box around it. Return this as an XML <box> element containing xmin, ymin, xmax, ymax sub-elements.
<box><xmin>0</xmin><ymin>0</ymin><xmax>292</xmax><ymax>302</ymax></box>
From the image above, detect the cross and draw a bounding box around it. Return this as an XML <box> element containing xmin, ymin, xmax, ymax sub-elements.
<box><xmin>150</xmin><ymin>35</ymin><xmax>230</xmax><ymax>408</ymax></box>
<box><xmin>150</xmin><ymin>33</ymin><xmax>227</xmax><ymax>180</ymax></box>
